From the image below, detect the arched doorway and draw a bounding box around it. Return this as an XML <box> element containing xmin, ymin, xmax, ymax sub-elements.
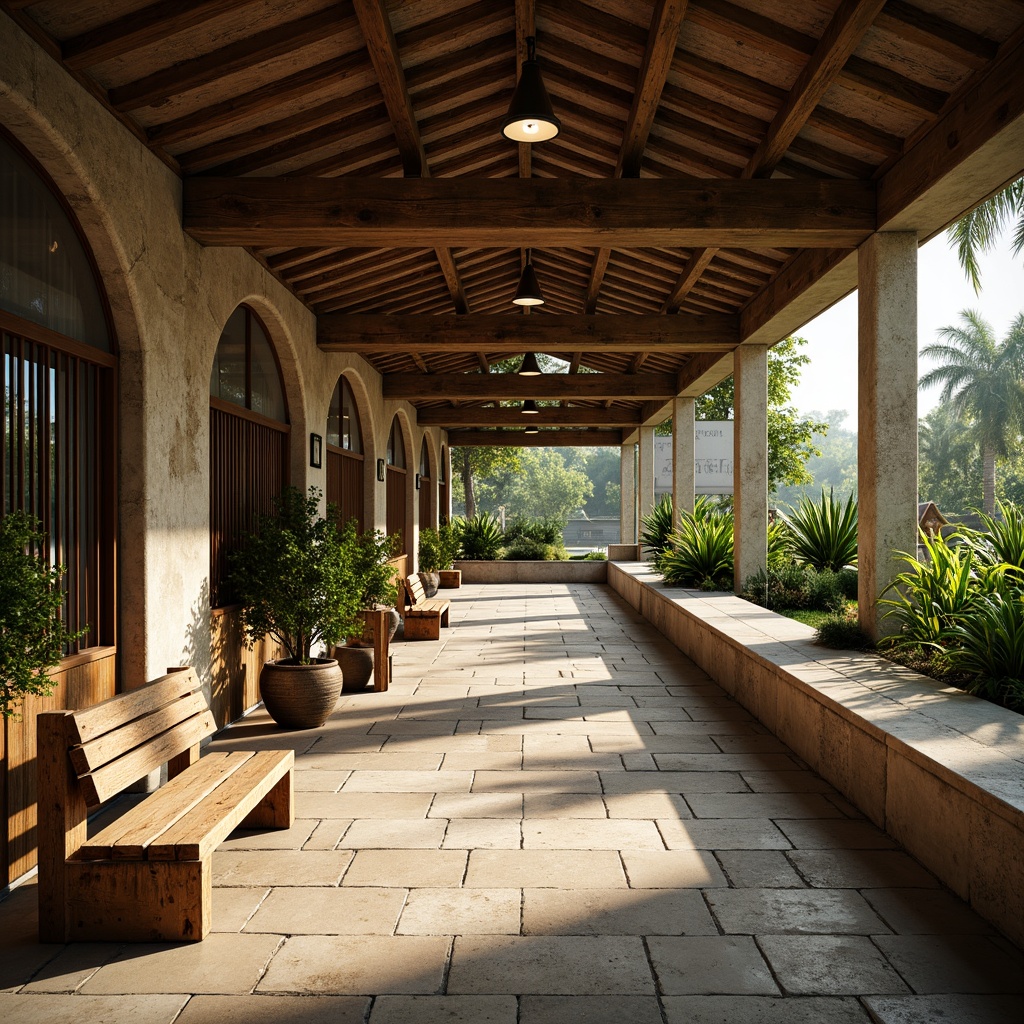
<box><xmin>0</xmin><ymin>131</ymin><xmax>118</xmax><ymax>883</ymax></box>
<box><xmin>326</xmin><ymin>375</ymin><xmax>364</xmax><ymax>530</ymax></box>
<box><xmin>418</xmin><ymin>437</ymin><xmax>432</xmax><ymax>531</ymax></box>
<box><xmin>439</xmin><ymin>445</ymin><xmax>449</xmax><ymax>524</ymax></box>
<box><xmin>386</xmin><ymin>416</ymin><xmax>408</xmax><ymax>557</ymax></box>
<box><xmin>209</xmin><ymin>304</ymin><xmax>289</xmax><ymax>721</ymax></box>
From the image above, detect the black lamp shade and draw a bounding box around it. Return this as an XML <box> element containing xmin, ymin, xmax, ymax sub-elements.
<box><xmin>521</xmin><ymin>400</ymin><xmax>540</xmax><ymax>415</ymax></box>
<box><xmin>513</xmin><ymin>260</ymin><xmax>544</xmax><ymax>306</ymax></box>
<box><xmin>518</xmin><ymin>351</ymin><xmax>542</xmax><ymax>375</ymax></box>
<box><xmin>524</xmin><ymin>424</ymin><xmax>539</xmax><ymax>434</ymax></box>
<box><xmin>501</xmin><ymin>54</ymin><xmax>560</xmax><ymax>143</ymax></box>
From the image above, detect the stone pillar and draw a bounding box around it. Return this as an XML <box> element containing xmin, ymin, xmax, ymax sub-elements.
<box><xmin>638</xmin><ymin>426</ymin><xmax>656</xmax><ymax>525</ymax></box>
<box><xmin>734</xmin><ymin>346</ymin><xmax>769</xmax><ymax>592</ymax></box>
<box><xmin>672</xmin><ymin>396</ymin><xmax>695</xmax><ymax>527</ymax></box>
<box><xmin>858</xmin><ymin>232</ymin><xmax>918</xmax><ymax>640</ymax></box>
<box><xmin>619</xmin><ymin>442</ymin><xmax>636</xmax><ymax>544</ymax></box>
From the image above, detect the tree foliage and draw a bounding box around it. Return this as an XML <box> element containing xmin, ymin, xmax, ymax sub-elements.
<box><xmin>0</xmin><ymin>512</ymin><xmax>88</xmax><ymax>719</ymax></box>
<box><xmin>946</xmin><ymin>176</ymin><xmax>1024</xmax><ymax>292</ymax></box>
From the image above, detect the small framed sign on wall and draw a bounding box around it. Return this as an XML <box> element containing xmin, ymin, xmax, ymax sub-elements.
<box><xmin>309</xmin><ymin>432</ymin><xmax>323</xmax><ymax>469</ymax></box>
<box><xmin>377</xmin><ymin>458</ymin><xmax>386</xmax><ymax>482</ymax></box>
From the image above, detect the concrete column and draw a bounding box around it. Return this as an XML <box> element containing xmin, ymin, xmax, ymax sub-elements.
<box><xmin>619</xmin><ymin>443</ymin><xmax>636</xmax><ymax>544</ymax></box>
<box><xmin>638</xmin><ymin>426</ymin><xmax>656</xmax><ymax>524</ymax></box>
<box><xmin>858</xmin><ymin>232</ymin><xmax>918</xmax><ymax>640</ymax></box>
<box><xmin>734</xmin><ymin>345</ymin><xmax>769</xmax><ymax>592</ymax></box>
<box><xmin>672</xmin><ymin>396</ymin><xmax>695</xmax><ymax>526</ymax></box>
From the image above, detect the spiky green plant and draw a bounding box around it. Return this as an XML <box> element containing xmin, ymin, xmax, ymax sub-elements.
<box><xmin>640</xmin><ymin>495</ymin><xmax>674</xmax><ymax>564</ymax></box>
<box><xmin>659</xmin><ymin>508</ymin><xmax>734</xmax><ymax>589</ymax></box>
<box><xmin>971</xmin><ymin>500</ymin><xmax>1024</xmax><ymax>581</ymax></box>
<box><xmin>944</xmin><ymin>593</ymin><xmax>1024</xmax><ymax>709</ymax></box>
<box><xmin>459</xmin><ymin>512</ymin><xmax>504</xmax><ymax>560</ymax></box>
<box><xmin>786</xmin><ymin>489</ymin><xmax>858</xmax><ymax>571</ymax></box>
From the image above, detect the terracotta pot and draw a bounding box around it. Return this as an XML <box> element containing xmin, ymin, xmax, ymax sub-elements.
<box><xmin>335</xmin><ymin>644</ymin><xmax>374</xmax><ymax>692</ymax></box>
<box><xmin>438</xmin><ymin>569</ymin><xmax>462</xmax><ymax>589</ymax></box>
<box><xmin>259</xmin><ymin>658</ymin><xmax>342</xmax><ymax>729</ymax></box>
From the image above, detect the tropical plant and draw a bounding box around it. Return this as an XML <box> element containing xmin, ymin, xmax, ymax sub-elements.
<box><xmin>920</xmin><ymin>311</ymin><xmax>1024</xmax><ymax>515</ymax></box>
<box><xmin>946</xmin><ymin>176</ymin><xmax>1024</xmax><ymax>292</ymax></box>
<box><xmin>640</xmin><ymin>495</ymin><xmax>674</xmax><ymax>564</ymax></box>
<box><xmin>971</xmin><ymin>500</ymin><xmax>1024</xmax><ymax>579</ymax></box>
<box><xmin>505</xmin><ymin>516</ymin><xmax>564</xmax><ymax>546</ymax></box>
<box><xmin>659</xmin><ymin>508</ymin><xmax>734</xmax><ymax>590</ymax></box>
<box><xmin>0</xmin><ymin>512</ymin><xmax>88</xmax><ymax>718</ymax></box>
<box><xmin>766</xmin><ymin>517</ymin><xmax>792</xmax><ymax>570</ymax></box>
<box><xmin>503</xmin><ymin>536</ymin><xmax>566</xmax><ymax>561</ymax></box>
<box><xmin>229</xmin><ymin>486</ymin><xmax>364</xmax><ymax>663</ymax></box>
<box><xmin>786</xmin><ymin>488</ymin><xmax>858</xmax><ymax>571</ymax></box>
<box><xmin>459</xmin><ymin>512</ymin><xmax>504</xmax><ymax>560</ymax></box>
<box><xmin>944</xmin><ymin>593</ymin><xmax>1024</xmax><ymax>709</ymax></box>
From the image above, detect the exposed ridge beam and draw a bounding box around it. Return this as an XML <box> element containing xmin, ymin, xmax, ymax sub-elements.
<box><xmin>318</xmin><ymin>313</ymin><xmax>739</xmax><ymax>352</ymax></box>
<box><xmin>383</xmin><ymin>373</ymin><xmax>678</xmax><ymax>401</ymax></box>
<box><xmin>352</xmin><ymin>0</ymin><xmax>469</xmax><ymax>314</ymax></box>
<box><xmin>447</xmin><ymin>429</ymin><xmax>626</xmax><ymax>447</ymax></box>
<box><xmin>62</xmin><ymin>0</ymin><xmax>253</xmax><ymax>69</ymax></box>
<box><xmin>660</xmin><ymin>248</ymin><xmax>717</xmax><ymax>314</ymax></box>
<box><xmin>184</xmin><ymin>178</ymin><xmax>875</xmax><ymax>248</ymax></box>
<box><xmin>108</xmin><ymin>7</ymin><xmax>353</xmax><ymax>111</ymax></box>
<box><xmin>419</xmin><ymin>407</ymin><xmax>642</xmax><ymax>427</ymax></box>
<box><xmin>585</xmin><ymin>0</ymin><xmax>689</xmax><ymax>313</ymax></box>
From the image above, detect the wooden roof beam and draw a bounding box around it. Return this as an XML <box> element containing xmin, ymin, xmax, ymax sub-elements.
<box><xmin>318</xmin><ymin>313</ymin><xmax>739</xmax><ymax>352</ymax></box>
<box><xmin>419</xmin><ymin>407</ymin><xmax>643</xmax><ymax>427</ymax></box>
<box><xmin>446</xmin><ymin>429</ymin><xmax>626</xmax><ymax>447</ymax></box>
<box><xmin>383</xmin><ymin>373</ymin><xmax>679</xmax><ymax>401</ymax></box>
<box><xmin>183</xmin><ymin>178</ymin><xmax>876</xmax><ymax>248</ymax></box>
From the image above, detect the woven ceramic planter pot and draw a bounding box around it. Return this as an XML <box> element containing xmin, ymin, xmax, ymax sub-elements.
<box><xmin>259</xmin><ymin>657</ymin><xmax>342</xmax><ymax>729</ymax></box>
<box><xmin>335</xmin><ymin>645</ymin><xmax>374</xmax><ymax>692</ymax></box>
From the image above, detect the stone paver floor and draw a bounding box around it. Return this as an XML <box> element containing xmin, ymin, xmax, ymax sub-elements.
<box><xmin>2</xmin><ymin>583</ymin><xmax>1022</xmax><ymax>1024</ymax></box>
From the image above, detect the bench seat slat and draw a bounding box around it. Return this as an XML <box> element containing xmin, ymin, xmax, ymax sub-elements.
<box><xmin>70</xmin><ymin>690</ymin><xmax>210</xmax><ymax>777</ymax></box>
<box><xmin>77</xmin><ymin>751</ymin><xmax>256</xmax><ymax>860</ymax></box>
<box><xmin>147</xmin><ymin>750</ymin><xmax>294</xmax><ymax>861</ymax></box>
<box><xmin>82</xmin><ymin>709</ymin><xmax>218</xmax><ymax>808</ymax></box>
<box><xmin>69</xmin><ymin>669</ymin><xmax>202</xmax><ymax>745</ymax></box>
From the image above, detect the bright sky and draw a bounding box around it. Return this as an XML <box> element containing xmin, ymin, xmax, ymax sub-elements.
<box><xmin>789</xmin><ymin>228</ymin><xmax>1024</xmax><ymax>430</ymax></box>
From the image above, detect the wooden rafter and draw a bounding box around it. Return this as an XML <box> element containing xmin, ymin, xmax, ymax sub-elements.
<box><xmin>446</xmin><ymin>429</ymin><xmax>626</xmax><ymax>447</ymax></box>
<box><xmin>183</xmin><ymin>178</ymin><xmax>875</xmax><ymax>248</ymax></box>
<box><xmin>418</xmin><ymin>407</ymin><xmax>642</xmax><ymax>427</ymax></box>
<box><xmin>317</xmin><ymin>313</ymin><xmax>739</xmax><ymax>352</ymax></box>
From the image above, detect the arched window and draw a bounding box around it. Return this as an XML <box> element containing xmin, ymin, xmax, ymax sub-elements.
<box><xmin>326</xmin><ymin>376</ymin><xmax>364</xmax><ymax>529</ymax></box>
<box><xmin>385</xmin><ymin>417</ymin><xmax>407</xmax><ymax>554</ymax></box>
<box><xmin>418</xmin><ymin>438</ymin><xmax>432</xmax><ymax>530</ymax></box>
<box><xmin>439</xmin><ymin>445</ymin><xmax>449</xmax><ymax>524</ymax></box>
<box><xmin>209</xmin><ymin>305</ymin><xmax>289</xmax><ymax>606</ymax></box>
<box><xmin>1</xmin><ymin>132</ymin><xmax>116</xmax><ymax>656</ymax></box>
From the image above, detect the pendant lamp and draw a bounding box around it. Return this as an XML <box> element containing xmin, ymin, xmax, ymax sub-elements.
<box><xmin>501</xmin><ymin>36</ymin><xmax>560</xmax><ymax>143</ymax></box>
<box><xmin>518</xmin><ymin>351</ymin><xmax>542</xmax><ymax>375</ymax></box>
<box><xmin>521</xmin><ymin>400</ymin><xmax>540</xmax><ymax>415</ymax></box>
<box><xmin>524</xmin><ymin>424</ymin><xmax>539</xmax><ymax>434</ymax></box>
<box><xmin>513</xmin><ymin>250</ymin><xmax>544</xmax><ymax>306</ymax></box>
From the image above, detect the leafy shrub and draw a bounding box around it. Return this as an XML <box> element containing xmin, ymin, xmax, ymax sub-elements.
<box><xmin>806</xmin><ymin>568</ymin><xmax>851</xmax><ymax>613</ymax></box>
<box><xmin>640</xmin><ymin>496</ymin><xmax>674</xmax><ymax>564</ymax></box>
<box><xmin>459</xmin><ymin>513</ymin><xmax>504</xmax><ymax>560</ymax></box>
<box><xmin>659</xmin><ymin>508</ymin><xmax>734</xmax><ymax>589</ymax></box>
<box><xmin>944</xmin><ymin>593</ymin><xmax>1024</xmax><ymax>709</ymax></box>
<box><xmin>584</xmin><ymin>551</ymin><xmax>607</xmax><ymax>561</ymax></box>
<box><xmin>505</xmin><ymin>517</ymin><xmax>564</xmax><ymax>545</ymax></box>
<box><xmin>837</xmin><ymin>566</ymin><xmax>859</xmax><ymax>600</ymax></box>
<box><xmin>786</xmin><ymin>489</ymin><xmax>858</xmax><ymax>571</ymax></box>
<box><xmin>815</xmin><ymin>610</ymin><xmax>870</xmax><ymax>649</ymax></box>
<box><xmin>418</xmin><ymin>526</ymin><xmax>443</xmax><ymax>573</ymax></box>
<box><xmin>503</xmin><ymin>536</ymin><xmax>566</xmax><ymax>561</ymax></box>
<box><xmin>767</xmin><ymin>518</ymin><xmax>792</xmax><ymax>570</ymax></box>
<box><xmin>743</xmin><ymin>563</ymin><xmax>856</xmax><ymax>613</ymax></box>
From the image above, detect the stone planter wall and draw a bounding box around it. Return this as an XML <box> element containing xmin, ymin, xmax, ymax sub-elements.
<box><xmin>608</xmin><ymin>560</ymin><xmax>1024</xmax><ymax>948</ymax></box>
<box><xmin>453</xmin><ymin>560</ymin><xmax>608</xmax><ymax>584</ymax></box>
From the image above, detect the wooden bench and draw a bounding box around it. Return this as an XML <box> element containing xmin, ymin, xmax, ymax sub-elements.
<box><xmin>37</xmin><ymin>667</ymin><xmax>294</xmax><ymax>943</ymax></box>
<box><xmin>402</xmin><ymin>574</ymin><xmax>451</xmax><ymax>640</ymax></box>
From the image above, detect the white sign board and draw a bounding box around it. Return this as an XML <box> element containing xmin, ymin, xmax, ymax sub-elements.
<box><xmin>654</xmin><ymin>421</ymin><xmax>734</xmax><ymax>495</ymax></box>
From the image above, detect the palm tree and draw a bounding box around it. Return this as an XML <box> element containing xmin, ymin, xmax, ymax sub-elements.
<box><xmin>920</xmin><ymin>311</ymin><xmax>1024</xmax><ymax>514</ymax></box>
<box><xmin>946</xmin><ymin>176</ymin><xmax>1024</xmax><ymax>292</ymax></box>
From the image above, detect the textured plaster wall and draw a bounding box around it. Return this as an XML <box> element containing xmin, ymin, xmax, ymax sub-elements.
<box><xmin>0</xmin><ymin>17</ymin><xmax>441</xmax><ymax>694</ymax></box>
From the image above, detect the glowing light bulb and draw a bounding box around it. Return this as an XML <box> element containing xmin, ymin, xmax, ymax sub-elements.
<box><xmin>523</xmin><ymin>121</ymin><xmax>540</xmax><ymax>135</ymax></box>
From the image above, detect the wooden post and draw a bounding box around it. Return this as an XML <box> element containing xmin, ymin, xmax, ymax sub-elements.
<box><xmin>37</xmin><ymin>711</ymin><xmax>85</xmax><ymax>942</ymax></box>
<box><xmin>372</xmin><ymin>608</ymin><xmax>390</xmax><ymax>691</ymax></box>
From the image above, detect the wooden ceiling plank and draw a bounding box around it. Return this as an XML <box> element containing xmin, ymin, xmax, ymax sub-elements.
<box><xmin>62</xmin><ymin>0</ymin><xmax>255</xmax><ymax>70</ymax></box>
<box><xmin>742</xmin><ymin>0</ymin><xmax>888</xmax><ymax>179</ymax></box>
<box><xmin>318</xmin><ymin>313</ymin><xmax>739</xmax><ymax>351</ymax></box>
<box><xmin>183</xmin><ymin>177</ymin><xmax>876</xmax><ymax>248</ymax></box>
<box><xmin>383</xmin><ymin>373</ymin><xmax>678</xmax><ymax>401</ymax></box>
<box><xmin>876</xmin><ymin>1</ymin><xmax>998</xmax><ymax>70</ymax></box>
<box><xmin>108</xmin><ymin>8</ymin><xmax>354</xmax><ymax>112</ymax></box>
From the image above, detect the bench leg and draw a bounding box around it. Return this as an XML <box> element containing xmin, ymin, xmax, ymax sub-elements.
<box><xmin>241</xmin><ymin>770</ymin><xmax>294</xmax><ymax>829</ymax></box>
<box><xmin>64</xmin><ymin>858</ymin><xmax>211</xmax><ymax>942</ymax></box>
<box><xmin>404</xmin><ymin>615</ymin><xmax>440</xmax><ymax>641</ymax></box>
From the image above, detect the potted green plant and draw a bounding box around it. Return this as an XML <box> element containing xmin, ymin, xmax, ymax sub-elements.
<box><xmin>229</xmin><ymin>486</ymin><xmax>362</xmax><ymax>728</ymax></box>
<box><xmin>336</xmin><ymin>524</ymin><xmax>400</xmax><ymax>691</ymax></box>
<box><xmin>0</xmin><ymin>512</ymin><xmax>87</xmax><ymax>720</ymax></box>
<box><xmin>418</xmin><ymin>526</ymin><xmax>443</xmax><ymax>596</ymax></box>
<box><xmin>436</xmin><ymin>521</ymin><xmax>464</xmax><ymax>589</ymax></box>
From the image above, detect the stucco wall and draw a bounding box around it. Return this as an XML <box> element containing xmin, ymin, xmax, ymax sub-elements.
<box><xmin>0</xmin><ymin>17</ymin><xmax>444</xmax><ymax>695</ymax></box>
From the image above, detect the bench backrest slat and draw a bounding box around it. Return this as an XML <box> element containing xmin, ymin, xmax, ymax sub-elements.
<box><xmin>69</xmin><ymin>689</ymin><xmax>210</xmax><ymax>777</ymax></box>
<box><xmin>407</xmin><ymin>575</ymin><xmax>427</xmax><ymax>606</ymax></box>
<box><xmin>81</xmin><ymin>708</ymin><xmax>218</xmax><ymax>808</ymax></box>
<box><xmin>69</xmin><ymin>669</ymin><xmax>202</xmax><ymax>745</ymax></box>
